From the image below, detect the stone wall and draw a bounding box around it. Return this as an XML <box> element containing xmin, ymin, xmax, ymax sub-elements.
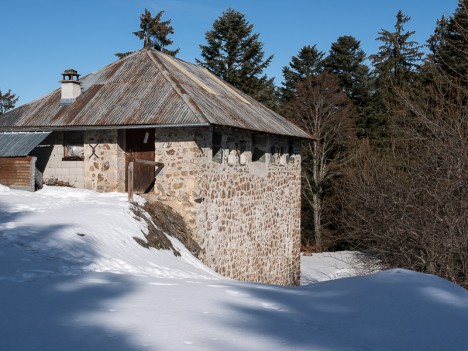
<box><xmin>153</xmin><ymin>128</ymin><xmax>205</xmax><ymax>234</ymax></box>
<box><xmin>84</xmin><ymin>130</ymin><xmax>126</xmax><ymax>192</ymax></box>
<box><xmin>154</xmin><ymin>126</ymin><xmax>302</xmax><ymax>286</ymax></box>
<box><xmin>32</xmin><ymin>130</ymin><xmax>125</xmax><ymax>192</ymax></box>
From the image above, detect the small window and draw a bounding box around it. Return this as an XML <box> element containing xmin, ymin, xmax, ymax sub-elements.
<box><xmin>288</xmin><ymin>139</ymin><xmax>295</xmax><ymax>164</ymax></box>
<box><xmin>212</xmin><ymin>130</ymin><xmax>223</xmax><ymax>163</ymax></box>
<box><xmin>288</xmin><ymin>139</ymin><xmax>295</xmax><ymax>156</ymax></box>
<box><xmin>63</xmin><ymin>131</ymin><xmax>84</xmax><ymax>161</ymax></box>
<box><xmin>252</xmin><ymin>134</ymin><xmax>267</xmax><ymax>163</ymax></box>
<box><xmin>252</xmin><ymin>147</ymin><xmax>266</xmax><ymax>163</ymax></box>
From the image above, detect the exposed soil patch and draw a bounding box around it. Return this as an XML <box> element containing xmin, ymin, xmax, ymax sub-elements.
<box><xmin>140</xmin><ymin>198</ymin><xmax>202</xmax><ymax>258</ymax></box>
<box><xmin>131</xmin><ymin>204</ymin><xmax>180</xmax><ymax>256</ymax></box>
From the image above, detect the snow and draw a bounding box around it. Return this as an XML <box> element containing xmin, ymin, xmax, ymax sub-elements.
<box><xmin>1</xmin><ymin>185</ymin><xmax>468</xmax><ymax>350</ymax></box>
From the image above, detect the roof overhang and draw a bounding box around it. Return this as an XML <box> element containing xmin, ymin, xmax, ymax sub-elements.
<box><xmin>0</xmin><ymin>123</ymin><xmax>211</xmax><ymax>133</ymax></box>
<box><xmin>0</xmin><ymin>131</ymin><xmax>51</xmax><ymax>157</ymax></box>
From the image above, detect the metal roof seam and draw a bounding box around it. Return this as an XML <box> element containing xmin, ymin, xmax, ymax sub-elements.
<box><xmin>145</xmin><ymin>50</ymin><xmax>209</xmax><ymax>125</ymax></box>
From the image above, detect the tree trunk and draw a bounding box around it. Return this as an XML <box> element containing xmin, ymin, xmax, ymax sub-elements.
<box><xmin>312</xmin><ymin>192</ymin><xmax>322</xmax><ymax>250</ymax></box>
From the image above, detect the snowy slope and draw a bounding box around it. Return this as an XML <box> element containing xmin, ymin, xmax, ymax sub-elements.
<box><xmin>1</xmin><ymin>185</ymin><xmax>468</xmax><ymax>351</ymax></box>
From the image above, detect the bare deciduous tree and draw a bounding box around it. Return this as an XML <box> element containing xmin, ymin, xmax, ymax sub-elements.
<box><xmin>339</xmin><ymin>67</ymin><xmax>468</xmax><ymax>287</ymax></box>
<box><xmin>284</xmin><ymin>72</ymin><xmax>356</xmax><ymax>250</ymax></box>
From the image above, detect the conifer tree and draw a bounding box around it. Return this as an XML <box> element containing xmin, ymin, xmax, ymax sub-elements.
<box><xmin>428</xmin><ymin>0</ymin><xmax>468</xmax><ymax>85</ymax></box>
<box><xmin>325</xmin><ymin>36</ymin><xmax>373</xmax><ymax>137</ymax></box>
<box><xmin>116</xmin><ymin>9</ymin><xmax>179</xmax><ymax>59</ymax></box>
<box><xmin>0</xmin><ymin>89</ymin><xmax>19</xmax><ymax>115</ymax></box>
<box><xmin>366</xmin><ymin>10</ymin><xmax>423</xmax><ymax>139</ymax></box>
<box><xmin>370</xmin><ymin>10</ymin><xmax>423</xmax><ymax>85</ymax></box>
<box><xmin>325</xmin><ymin>36</ymin><xmax>372</xmax><ymax>109</ymax></box>
<box><xmin>197</xmin><ymin>8</ymin><xmax>275</xmax><ymax>106</ymax></box>
<box><xmin>281</xmin><ymin>45</ymin><xmax>324</xmax><ymax>102</ymax></box>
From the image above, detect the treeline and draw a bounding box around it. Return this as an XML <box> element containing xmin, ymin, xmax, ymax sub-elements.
<box><xmin>285</xmin><ymin>3</ymin><xmax>466</xmax><ymax>288</ymax></box>
<box><xmin>189</xmin><ymin>2</ymin><xmax>467</xmax><ymax>288</ymax></box>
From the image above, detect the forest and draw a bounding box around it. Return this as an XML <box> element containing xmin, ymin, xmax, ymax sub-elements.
<box><xmin>195</xmin><ymin>3</ymin><xmax>467</xmax><ymax>288</ymax></box>
<box><xmin>1</xmin><ymin>1</ymin><xmax>466</xmax><ymax>288</ymax></box>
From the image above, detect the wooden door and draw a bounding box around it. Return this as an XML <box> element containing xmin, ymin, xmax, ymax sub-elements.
<box><xmin>125</xmin><ymin>129</ymin><xmax>155</xmax><ymax>193</ymax></box>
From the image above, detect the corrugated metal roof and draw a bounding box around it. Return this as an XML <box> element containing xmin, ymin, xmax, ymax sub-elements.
<box><xmin>0</xmin><ymin>132</ymin><xmax>51</xmax><ymax>157</ymax></box>
<box><xmin>0</xmin><ymin>49</ymin><xmax>312</xmax><ymax>139</ymax></box>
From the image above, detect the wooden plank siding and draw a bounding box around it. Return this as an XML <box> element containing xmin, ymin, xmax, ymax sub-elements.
<box><xmin>125</xmin><ymin>129</ymin><xmax>155</xmax><ymax>193</ymax></box>
<box><xmin>0</xmin><ymin>156</ymin><xmax>37</xmax><ymax>191</ymax></box>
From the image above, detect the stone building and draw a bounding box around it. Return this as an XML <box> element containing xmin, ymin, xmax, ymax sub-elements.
<box><xmin>0</xmin><ymin>49</ymin><xmax>312</xmax><ymax>285</ymax></box>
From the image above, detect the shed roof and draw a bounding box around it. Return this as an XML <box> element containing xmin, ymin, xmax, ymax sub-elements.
<box><xmin>0</xmin><ymin>132</ymin><xmax>51</xmax><ymax>157</ymax></box>
<box><xmin>0</xmin><ymin>49</ymin><xmax>311</xmax><ymax>139</ymax></box>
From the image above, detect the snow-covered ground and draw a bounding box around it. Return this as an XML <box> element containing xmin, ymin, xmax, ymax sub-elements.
<box><xmin>1</xmin><ymin>185</ymin><xmax>468</xmax><ymax>350</ymax></box>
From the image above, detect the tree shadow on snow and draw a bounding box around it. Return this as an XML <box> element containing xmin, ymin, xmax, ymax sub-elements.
<box><xmin>222</xmin><ymin>270</ymin><xmax>468</xmax><ymax>351</ymax></box>
<box><xmin>0</xmin><ymin>198</ymin><xmax>149</xmax><ymax>351</ymax></box>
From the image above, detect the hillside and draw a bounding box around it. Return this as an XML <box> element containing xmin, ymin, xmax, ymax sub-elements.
<box><xmin>1</xmin><ymin>185</ymin><xmax>467</xmax><ymax>350</ymax></box>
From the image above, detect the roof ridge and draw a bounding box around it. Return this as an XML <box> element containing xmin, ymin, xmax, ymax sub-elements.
<box><xmin>145</xmin><ymin>50</ymin><xmax>209</xmax><ymax>124</ymax></box>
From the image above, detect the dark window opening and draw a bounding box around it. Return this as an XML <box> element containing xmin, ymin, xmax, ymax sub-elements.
<box><xmin>252</xmin><ymin>134</ymin><xmax>267</xmax><ymax>163</ymax></box>
<box><xmin>288</xmin><ymin>138</ymin><xmax>295</xmax><ymax>164</ymax></box>
<box><xmin>212</xmin><ymin>130</ymin><xmax>223</xmax><ymax>164</ymax></box>
<box><xmin>288</xmin><ymin>139</ymin><xmax>295</xmax><ymax>156</ymax></box>
<box><xmin>63</xmin><ymin>131</ymin><xmax>84</xmax><ymax>161</ymax></box>
<box><xmin>252</xmin><ymin>147</ymin><xmax>265</xmax><ymax>162</ymax></box>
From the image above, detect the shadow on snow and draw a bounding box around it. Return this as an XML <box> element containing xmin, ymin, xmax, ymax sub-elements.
<box><xmin>221</xmin><ymin>270</ymin><xmax>468</xmax><ymax>351</ymax></box>
<box><xmin>0</xmin><ymin>199</ymin><xmax>148</xmax><ymax>351</ymax></box>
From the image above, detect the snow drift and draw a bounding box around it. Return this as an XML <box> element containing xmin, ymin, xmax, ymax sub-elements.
<box><xmin>1</xmin><ymin>185</ymin><xmax>467</xmax><ymax>350</ymax></box>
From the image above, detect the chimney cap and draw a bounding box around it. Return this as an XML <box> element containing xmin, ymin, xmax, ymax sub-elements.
<box><xmin>63</xmin><ymin>68</ymin><xmax>79</xmax><ymax>75</ymax></box>
<box><xmin>61</xmin><ymin>69</ymin><xmax>80</xmax><ymax>82</ymax></box>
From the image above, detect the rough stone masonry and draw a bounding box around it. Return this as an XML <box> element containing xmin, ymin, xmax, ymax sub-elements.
<box><xmin>153</xmin><ymin>126</ymin><xmax>302</xmax><ymax>286</ymax></box>
<box><xmin>33</xmin><ymin>126</ymin><xmax>302</xmax><ymax>285</ymax></box>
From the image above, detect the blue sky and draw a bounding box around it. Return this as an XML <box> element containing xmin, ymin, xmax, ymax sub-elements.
<box><xmin>1</xmin><ymin>0</ymin><xmax>459</xmax><ymax>106</ymax></box>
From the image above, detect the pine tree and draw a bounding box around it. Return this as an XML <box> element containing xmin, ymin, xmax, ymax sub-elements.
<box><xmin>281</xmin><ymin>45</ymin><xmax>324</xmax><ymax>102</ymax></box>
<box><xmin>325</xmin><ymin>36</ymin><xmax>372</xmax><ymax>108</ymax></box>
<box><xmin>197</xmin><ymin>8</ymin><xmax>274</xmax><ymax>105</ymax></box>
<box><xmin>370</xmin><ymin>10</ymin><xmax>423</xmax><ymax>85</ymax></box>
<box><xmin>428</xmin><ymin>0</ymin><xmax>468</xmax><ymax>85</ymax></box>
<box><xmin>116</xmin><ymin>9</ymin><xmax>179</xmax><ymax>59</ymax></box>
<box><xmin>325</xmin><ymin>36</ymin><xmax>373</xmax><ymax>137</ymax></box>
<box><xmin>0</xmin><ymin>89</ymin><xmax>19</xmax><ymax>115</ymax></box>
<box><xmin>366</xmin><ymin>10</ymin><xmax>424</xmax><ymax>139</ymax></box>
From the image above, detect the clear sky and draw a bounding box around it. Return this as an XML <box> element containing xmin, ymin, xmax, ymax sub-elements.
<box><xmin>1</xmin><ymin>0</ymin><xmax>459</xmax><ymax>106</ymax></box>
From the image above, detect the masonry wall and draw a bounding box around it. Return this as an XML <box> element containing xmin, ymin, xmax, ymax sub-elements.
<box><xmin>32</xmin><ymin>132</ymin><xmax>85</xmax><ymax>188</ymax></box>
<box><xmin>84</xmin><ymin>130</ymin><xmax>126</xmax><ymax>192</ymax></box>
<box><xmin>32</xmin><ymin>130</ymin><xmax>125</xmax><ymax>192</ymax></box>
<box><xmin>154</xmin><ymin>126</ymin><xmax>302</xmax><ymax>286</ymax></box>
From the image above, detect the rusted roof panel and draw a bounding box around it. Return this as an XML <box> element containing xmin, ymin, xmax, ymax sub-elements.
<box><xmin>0</xmin><ymin>49</ymin><xmax>311</xmax><ymax>138</ymax></box>
<box><xmin>0</xmin><ymin>132</ymin><xmax>51</xmax><ymax>157</ymax></box>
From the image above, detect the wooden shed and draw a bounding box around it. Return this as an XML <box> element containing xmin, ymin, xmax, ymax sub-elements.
<box><xmin>0</xmin><ymin>132</ymin><xmax>50</xmax><ymax>191</ymax></box>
